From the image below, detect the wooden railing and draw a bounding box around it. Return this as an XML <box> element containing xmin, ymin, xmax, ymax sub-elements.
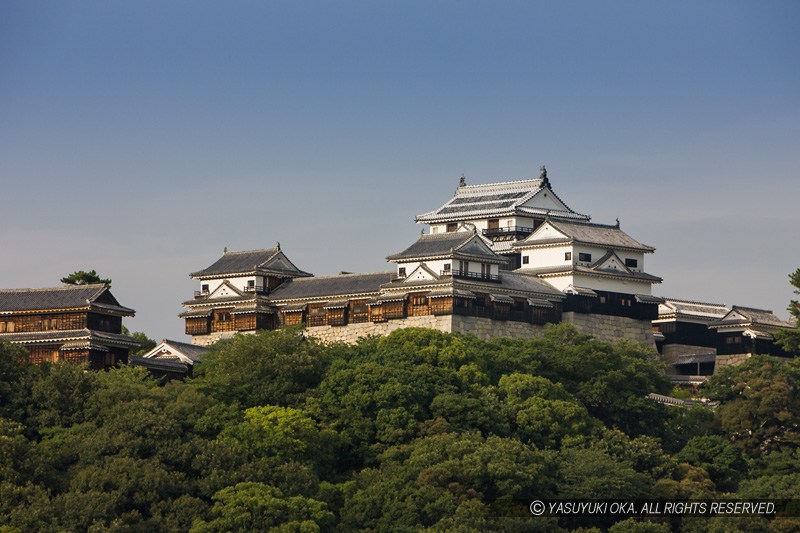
<box><xmin>450</xmin><ymin>269</ymin><xmax>500</xmax><ymax>282</ymax></box>
<box><xmin>481</xmin><ymin>226</ymin><xmax>534</xmax><ymax>238</ymax></box>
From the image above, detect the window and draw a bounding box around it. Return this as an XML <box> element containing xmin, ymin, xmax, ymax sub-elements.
<box><xmin>625</xmin><ymin>258</ymin><xmax>638</xmax><ymax>268</ymax></box>
<box><xmin>565</xmin><ymin>252</ymin><xmax>572</xmax><ymax>261</ymax></box>
<box><xmin>446</xmin><ymin>223</ymin><xmax>458</xmax><ymax>232</ymax></box>
<box><xmin>410</xmin><ymin>294</ymin><xmax>428</xmax><ymax>306</ymax></box>
<box><xmin>522</xmin><ymin>256</ymin><xmax>529</xmax><ymax>265</ymax></box>
<box><xmin>398</xmin><ymin>267</ymin><xmax>406</xmax><ymax>277</ymax></box>
<box><xmin>219</xmin><ymin>312</ymin><xmax>231</xmax><ymax>322</ymax></box>
<box><xmin>578</xmin><ymin>253</ymin><xmax>592</xmax><ymax>262</ymax></box>
<box><xmin>201</xmin><ymin>284</ymin><xmax>209</xmax><ymax>293</ymax></box>
<box><xmin>443</xmin><ymin>263</ymin><xmax>451</xmax><ymax>272</ymax></box>
<box><xmin>247</xmin><ymin>279</ymin><xmax>255</xmax><ymax>288</ymax></box>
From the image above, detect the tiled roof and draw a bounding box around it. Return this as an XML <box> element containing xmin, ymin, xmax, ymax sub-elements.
<box><xmin>415</xmin><ymin>178</ymin><xmax>589</xmax><ymax>223</ymax></box>
<box><xmin>386</xmin><ymin>231</ymin><xmax>502</xmax><ymax>262</ymax></box>
<box><xmin>657</xmin><ymin>298</ymin><xmax>729</xmax><ymax>320</ymax></box>
<box><xmin>268</xmin><ymin>272</ymin><xmax>395</xmax><ymax>302</ymax></box>
<box><xmin>518</xmin><ymin>265</ymin><xmax>662</xmax><ymax>283</ymax></box>
<box><xmin>672</xmin><ymin>353</ymin><xmax>717</xmax><ymax>365</ymax></box>
<box><xmin>191</xmin><ymin>247</ymin><xmax>312</xmax><ymax>278</ymax></box>
<box><xmin>711</xmin><ymin>306</ymin><xmax>793</xmax><ymax>329</ymax></box>
<box><xmin>493</xmin><ymin>271</ymin><xmax>564</xmax><ymax>298</ymax></box>
<box><xmin>0</xmin><ymin>284</ymin><xmax>134</xmax><ymax>315</ymax></box>
<box><xmin>516</xmin><ymin>219</ymin><xmax>655</xmax><ymax>252</ymax></box>
<box><xmin>0</xmin><ymin>328</ymin><xmax>139</xmax><ymax>347</ymax></box>
<box><xmin>143</xmin><ymin>339</ymin><xmax>208</xmax><ymax>363</ymax></box>
<box><xmin>129</xmin><ymin>355</ymin><xmax>190</xmax><ymax>373</ymax></box>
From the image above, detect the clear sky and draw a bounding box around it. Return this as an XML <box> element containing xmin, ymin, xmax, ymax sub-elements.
<box><xmin>2</xmin><ymin>1</ymin><xmax>799</xmax><ymax>341</ymax></box>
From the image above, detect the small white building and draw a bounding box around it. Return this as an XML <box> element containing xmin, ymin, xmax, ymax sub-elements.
<box><xmin>415</xmin><ymin>167</ymin><xmax>590</xmax><ymax>268</ymax></box>
<box><xmin>512</xmin><ymin>218</ymin><xmax>661</xmax><ymax>296</ymax></box>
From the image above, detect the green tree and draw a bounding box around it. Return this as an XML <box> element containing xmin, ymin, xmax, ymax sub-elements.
<box><xmin>190</xmin><ymin>482</ymin><xmax>334</xmax><ymax>533</ymax></box>
<box><xmin>676</xmin><ymin>435</ymin><xmax>747</xmax><ymax>491</ymax></box>
<box><xmin>193</xmin><ymin>329</ymin><xmax>331</xmax><ymax>408</ymax></box>
<box><xmin>60</xmin><ymin>270</ymin><xmax>111</xmax><ymax>287</ymax></box>
<box><xmin>704</xmin><ymin>356</ymin><xmax>800</xmax><ymax>454</ymax></box>
<box><xmin>121</xmin><ymin>326</ymin><xmax>157</xmax><ymax>356</ymax></box>
<box><xmin>775</xmin><ymin>268</ymin><xmax>800</xmax><ymax>353</ymax></box>
<box><xmin>0</xmin><ymin>342</ymin><xmax>33</xmax><ymax>423</ymax></box>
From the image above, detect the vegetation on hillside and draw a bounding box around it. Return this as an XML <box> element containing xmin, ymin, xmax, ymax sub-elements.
<box><xmin>1</xmin><ymin>324</ymin><xmax>798</xmax><ymax>531</ymax></box>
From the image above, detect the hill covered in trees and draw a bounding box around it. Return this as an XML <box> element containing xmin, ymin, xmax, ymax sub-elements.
<box><xmin>1</xmin><ymin>325</ymin><xmax>798</xmax><ymax>532</ymax></box>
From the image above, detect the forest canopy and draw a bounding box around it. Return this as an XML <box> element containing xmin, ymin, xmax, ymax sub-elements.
<box><xmin>1</xmin><ymin>324</ymin><xmax>799</xmax><ymax>531</ymax></box>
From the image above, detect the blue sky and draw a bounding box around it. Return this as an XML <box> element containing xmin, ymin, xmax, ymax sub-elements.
<box><xmin>2</xmin><ymin>1</ymin><xmax>799</xmax><ymax>340</ymax></box>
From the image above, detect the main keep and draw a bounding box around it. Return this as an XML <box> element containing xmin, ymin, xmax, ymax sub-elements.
<box><xmin>181</xmin><ymin>168</ymin><xmax>664</xmax><ymax>347</ymax></box>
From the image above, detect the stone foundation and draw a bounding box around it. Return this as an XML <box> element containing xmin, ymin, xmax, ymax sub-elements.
<box><xmin>192</xmin><ymin>313</ymin><xmax>658</xmax><ymax>348</ymax></box>
<box><xmin>562</xmin><ymin>312</ymin><xmax>656</xmax><ymax>349</ymax></box>
<box><xmin>192</xmin><ymin>331</ymin><xmax>248</xmax><ymax>346</ymax></box>
<box><xmin>450</xmin><ymin>315</ymin><xmax>547</xmax><ymax>340</ymax></box>
<box><xmin>715</xmin><ymin>353</ymin><xmax>751</xmax><ymax>371</ymax></box>
<box><xmin>305</xmin><ymin>315</ymin><xmax>454</xmax><ymax>344</ymax></box>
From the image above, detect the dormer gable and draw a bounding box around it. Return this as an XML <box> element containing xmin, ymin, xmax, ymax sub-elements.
<box><xmin>387</xmin><ymin>227</ymin><xmax>506</xmax><ymax>265</ymax></box>
<box><xmin>519</xmin><ymin>187</ymin><xmax>572</xmax><ymax>213</ymax></box>
<box><xmin>516</xmin><ymin>220</ymin><xmax>571</xmax><ymax>246</ymax></box>
<box><xmin>208</xmin><ymin>280</ymin><xmax>243</xmax><ymax>299</ymax></box>
<box><xmin>402</xmin><ymin>263</ymin><xmax>441</xmax><ymax>282</ymax></box>
<box><xmin>590</xmin><ymin>250</ymin><xmax>632</xmax><ymax>274</ymax></box>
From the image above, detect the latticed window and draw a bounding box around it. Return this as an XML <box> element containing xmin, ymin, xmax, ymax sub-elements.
<box><xmin>282</xmin><ymin>310</ymin><xmax>304</xmax><ymax>326</ymax></box>
<box><xmin>308</xmin><ymin>305</ymin><xmax>326</xmax><ymax>327</ymax></box>
<box><xmin>326</xmin><ymin>307</ymin><xmax>347</xmax><ymax>326</ymax></box>
<box><xmin>350</xmin><ymin>301</ymin><xmax>369</xmax><ymax>323</ymax></box>
<box><xmin>383</xmin><ymin>301</ymin><xmax>405</xmax><ymax>319</ymax></box>
<box><xmin>430</xmin><ymin>297</ymin><xmax>453</xmax><ymax>315</ymax></box>
<box><xmin>409</xmin><ymin>294</ymin><xmax>428</xmax><ymax>306</ymax></box>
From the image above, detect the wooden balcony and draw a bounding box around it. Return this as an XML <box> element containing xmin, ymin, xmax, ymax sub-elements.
<box><xmin>481</xmin><ymin>226</ymin><xmax>534</xmax><ymax>239</ymax></box>
<box><xmin>243</xmin><ymin>285</ymin><xmax>267</xmax><ymax>293</ymax></box>
<box><xmin>448</xmin><ymin>269</ymin><xmax>500</xmax><ymax>282</ymax></box>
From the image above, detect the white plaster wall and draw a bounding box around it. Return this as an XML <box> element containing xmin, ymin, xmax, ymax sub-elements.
<box><xmin>522</xmin><ymin>190</ymin><xmax>568</xmax><ymax>211</ymax></box>
<box><xmin>520</xmin><ymin>244</ymin><xmax>573</xmax><ymax>269</ymax></box>
<box><xmin>201</xmin><ymin>275</ymin><xmax>258</xmax><ymax>295</ymax></box>
<box><xmin>571</xmin><ymin>273</ymin><xmax>653</xmax><ymax>295</ymax></box>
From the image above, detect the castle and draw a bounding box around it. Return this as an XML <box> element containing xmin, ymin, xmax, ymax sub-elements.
<box><xmin>1</xmin><ymin>167</ymin><xmax>792</xmax><ymax>379</ymax></box>
<box><xmin>181</xmin><ymin>167</ymin><xmax>663</xmax><ymax>348</ymax></box>
<box><xmin>178</xmin><ymin>166</ymin><xmax>795</xmax><ymax>382</ymax></box>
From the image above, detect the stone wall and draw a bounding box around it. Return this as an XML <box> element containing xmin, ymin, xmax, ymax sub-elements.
<box><xmin>305</xmin><ymin>315</ymin><xmax>454</xmax><ymax>344</ymax></box>
<box><xmin>192</xmin><ymin>330</ymin><xmax>246</xmax><ymax>346</ymax></box>
<box><xmin>192</xmin><ymin>313</ymin><xmax>657</xmax><ymax>348</ymax></box>
<box><xmin>562</xmin><ymin>312</ymin><xmax>656</xmax><ymax>349</ymax></box>
<box><xmin>715</xmin><ymin>353</ymin><xmax>751</xmax><ymax>371</ymax></box>
<box><xmin>450</xmin><ymin>315</ymin><xmax>547</xmax><ymax>340</ymax></box>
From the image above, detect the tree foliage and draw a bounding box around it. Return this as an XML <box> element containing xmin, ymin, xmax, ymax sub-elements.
<box><xmin>776</xmin><ymin>268</ymin><xmax>800</xmax><ymax>353</ymax></box>
<box><xmin>0</xmin><ymin>326</ymin><xmax>796</xmax><ymax>531</ymax></box>
<box><xmin>60</xmin><ymin>269</ymin><xmax>111</xmax><ymax>287</ymax></box>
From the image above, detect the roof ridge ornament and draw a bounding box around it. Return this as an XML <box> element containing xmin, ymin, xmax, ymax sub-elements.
<box><xmin>539</xmin><ymin>165</ymin><xmax>550</xmax><ymax>188</ymax></box>
<box><xmin>459</xmin><ymin>174</ymin><xmax>466</xmax><ymax>187</ymax></box>
<box><xmin>276</xmin><ymin>241</ymin><xmax>281</xmax><ymax>251</ymax></box>
<box><xmin>615</xmin><ymin>218</ymin><xmax>620</xmax><ymax>228</ymax></box>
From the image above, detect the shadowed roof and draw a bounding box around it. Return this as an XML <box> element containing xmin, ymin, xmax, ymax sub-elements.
<box><xmin>269</xmin><ymin>272</ymin><xmax>396</xmax><ymax>301</ymax></box>
<box><xmin>386</xmin><ymin>231</ymin><xmax>504</xmax><ymax>262</ymax></box>
<box><xmin>516</xmin><ymin>219</ymin><xmax>655</xmax><ymax>252</ymax></box>
<box><xmin>191</xmin><ymin>247</ymin><xmax>312</xmax><ymax>278</ymax></box>
<box><xmin>0</xmin><ymin>284</ymin><xmax>134</xmax><ymax>315</ymax></box>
